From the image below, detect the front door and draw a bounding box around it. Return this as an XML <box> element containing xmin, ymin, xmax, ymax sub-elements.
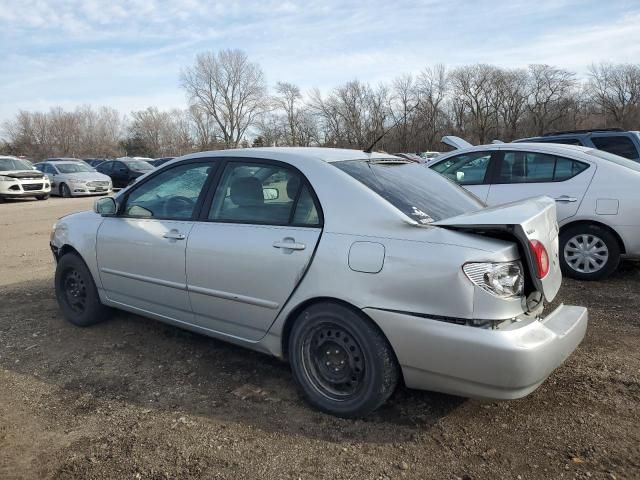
<box><xmin>485</xmin><ymin>150</ymin><xmax>595</xmax><ymax>222</ymax></box>
<box><xmin>96</xmin><ymin>161</ymin><xmax>214</xmax><ymax>320</ymax></box>
<box><xmin>430</xmin><ymin>151</ymin><xmax>494</xmax><ymax>202</ymax></box>
<box><xmin>186</xmin><ymin>160</ymin><xmax>322</xmax><ymax>341</ymax></box>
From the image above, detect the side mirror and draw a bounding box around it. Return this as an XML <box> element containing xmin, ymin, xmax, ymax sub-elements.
<box><xmin>94</xmin><ymin>197</ymin><xmax>117</xmax><ymax>216</ymax></box>
<box><xmin>263</xmin><ymin>187</ymin><xmax>279</xmax><ymax>200</ymax></box>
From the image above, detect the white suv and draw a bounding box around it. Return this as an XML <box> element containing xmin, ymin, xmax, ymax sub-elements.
<box><xmin>0</xmin><ymin>156</ymin><xmax>51</xmax><ymax>201</ymax></box>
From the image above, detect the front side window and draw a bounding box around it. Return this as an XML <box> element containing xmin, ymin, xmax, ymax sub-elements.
<box><xmin>123</xmin><ymin>162</ymin><xmax>212</xmax><ymax>219</ymax></box>
<box><xmin>98</xmin><ymin>162</ymin><xmax>113</xmax><ymax>173</ymax></box>
<box><xmin>497</xmin><ymin>151</ymin><xmax>588</xmax><ymax>183</ymax></box>
<box><xmin>591</xmin><ymin>135</ymin><xmax>638</xmax><ymax>160</ymax></box>
<box><xmin>208</xmin><ymin>162</ymin><xmax>321</xmax><ymax>226</ymax></box>
<box><xmin>431</xmin><ymin>152</ymin><xmax>492</xmax><ymax>185</ymax></box>
<box><xmin>336</xmin><ymin>160</ymin><xmax>483</xmax><ymax>223</ymax></box>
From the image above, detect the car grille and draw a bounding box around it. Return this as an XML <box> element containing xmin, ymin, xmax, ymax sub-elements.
<box><xmin>87</xmin><ymin>181</ymin><xmax>110</xmax><ymax>187</ymax></box>
<box><xmin>22</xmin><ymin>183</ymin><xmax>44</xmax><ymax>191</ymax></box>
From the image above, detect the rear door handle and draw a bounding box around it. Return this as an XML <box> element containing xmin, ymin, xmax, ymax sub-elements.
<box><xmin>163</xmin><ymin>229</ymin><xmax>186</xmax><ymax>240</ymax></box>
<box><xmin>555</xmin><ymin>196</ymin><xmax>577</xmax><ymax>203</ymax></box>
<box><xmin>273</xmin><ymin>239</ymin><xmax>306</xmax><ymax>251</ymax></box>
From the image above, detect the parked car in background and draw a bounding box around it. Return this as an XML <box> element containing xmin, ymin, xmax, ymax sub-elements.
<box><xmin>429</xmin><ymin>142</ymin><xmax>640</xmax><ymax>280</ymax></box>
<box><xmin>392</xmin><ymin>153</ymin><xmax>424</xmax><ymax>163</ymax></box>
<box><xmin>35</xmin><ymin>160</ymin><xmax>112</xmax><ymax>197</ymax></box>
<box><xmin>418</xmin><ymin>151</ymin><xmax>440</xmax><ymax>161</ymax></box>
<box><xmin>44</xmin><ymin>157</ymin><xmax>94</xmax><ymax>168</ymax></box>
<box><xmin>0</xmin><ymin>155</ymin><xmax>51</xmax><ymax>201</ymax></box>
<box><xmin>514</xmin><ymin>129</ymin><xmax>640</xmax><ymax>162</ymax></box>
<box><xmin>84</xmin><ymin>159</ymin><xmax>106</xmax><ymax>168</ymax></box>
<box><xmin>150</xmin><ymin>157</ymin><xmax>175</xmax><ymax>167</ymax></box>
<box><xmin>95</xmin><ymin>157</ymin><xmax>154</xmax><ymax>188</ymax></box>
<box><xmin>50</xmin><ymin>147</ymin><xmax>587</xmax><ymax>417</ymax></box>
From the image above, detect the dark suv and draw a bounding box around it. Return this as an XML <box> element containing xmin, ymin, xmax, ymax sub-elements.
<box><xmin>95</xmin><ymin>158</ymin><xmax>154</xmax><ymax>188</ymax></box>
<box><xmin>515</xmin><ymin>128</ymin><xmax>640</xmax><ymax>162</ymax></box>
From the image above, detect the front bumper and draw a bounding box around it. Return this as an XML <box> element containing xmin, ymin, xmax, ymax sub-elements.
<box><xmin>0</xmin><ymin>181</ymin><xmax>50</xmax><ymax>197</ymax></box>
<box><xmin>67</xmin><ymin>185</ymin><xmax>112</xmax><ymax>196</ymax></box>
<box><xmin>365</xmin><ymin>304</ymin><xmax>588</xmax><ymax>399</ymax></box>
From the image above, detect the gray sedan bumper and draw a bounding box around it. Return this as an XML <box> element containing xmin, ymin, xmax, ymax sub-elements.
<box><xmin>365</xmin><ymin>304</ymin><xmax>588</xmax><ymax>400</ymax></box>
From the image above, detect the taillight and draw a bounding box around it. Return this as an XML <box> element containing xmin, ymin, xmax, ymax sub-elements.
<box><xmin>529</xmin><ymin>240</ymin><xmax>549</xmax><ymax>278</ymax></box>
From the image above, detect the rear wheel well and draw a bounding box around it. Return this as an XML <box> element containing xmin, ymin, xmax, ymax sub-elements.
<box><xmin>560</xmin><ymin>220</ymin><xmax>625</xmax><ymax>254</ymax></box>
<box><xmin>280</xmin><ymin>297</ymin><xmax>401</xmax><ymax>377</ymax></box>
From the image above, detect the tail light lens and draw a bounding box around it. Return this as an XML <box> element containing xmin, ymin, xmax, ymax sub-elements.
<box><xmin>463</xmin><ymin>262</ymin><xmax>524</xmax><ymax>298</ymax></box>
<box><xmin>529</xmin><ymin>240</ymin><xmax>549</xmax><ymax>278</ymax></box>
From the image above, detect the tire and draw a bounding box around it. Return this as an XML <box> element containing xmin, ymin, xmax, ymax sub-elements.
<box><xmin>559</xmin><ymin>224</ymin><xmax>620</xmax><ymax>281</ymax></box>
<box><xmin>55</xmin><ymin>253</ymin><xmax>111</xmax><ymax>327</ymax></box>
<box><xmin>36</xmin><ymin>194</ymin><xmax>49</xmax><ymax>200</ymax></box>
<box><xmin>288</xmin><ymin>302</ymin><xmax>399</xmax><ymax>418</ymax></box>
<box><xmin>60</xmin><ymin>183</ymin><xmax>72</xmax><ymax>198</ymax></box>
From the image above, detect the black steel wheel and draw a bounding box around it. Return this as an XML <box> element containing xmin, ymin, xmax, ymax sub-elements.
<box><xmin>289</xmin><ymin>302</ymin><xmax>399</xmax><ymax>417</ymax></box>
<box><xmin>55</xmin><ymin>253</ymin><xmax>111</xmax><ymax>327</ymax></box>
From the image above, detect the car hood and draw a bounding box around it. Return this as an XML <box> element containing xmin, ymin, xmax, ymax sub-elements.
<box><xmin>0</xmin><ymin>170</ymin><xmax>44</xmax><ymax>179</ymax></box>
<box><xmin>57</xmin><ymin>171</ymin><xmax>111</xmax><ymax>182</ymax></box>
<box><xmin>434</xmin><ymin>196</ymin><xmax>561</xmax><ymax>302</ymax></box>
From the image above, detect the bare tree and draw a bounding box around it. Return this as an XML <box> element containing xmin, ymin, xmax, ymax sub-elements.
<box><xmin>415</xmin><ymin>65</ymin><xmax>448</xmax><ymax>149</ymax></box>
<box><xmin>273</xmin><ymin>81</ymin><xmax>303</xmax><ymax>145</ymax></box>
<box><xmin>587</xmin><ymin>63</ymin><xmax>640</xmax><ymax>128</ymax></box>
<box><xmin>526</xmin><ymin>64</ymin><xmax>577</xmax><ymax>135</ymax></box>
<box><xmin>494</xmin><ymin>68</ymin><xmax>529</xmax><ymax>141</ymax></box>
<box><xmin>181</xmin><ymin>49</ymin><xmax>267</xmax><ymax>148</ymax></box>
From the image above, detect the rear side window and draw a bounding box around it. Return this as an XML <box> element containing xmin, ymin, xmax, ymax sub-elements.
<box><xmin>591</xmin><ymin>136</ymin><xmax>639</xmax><ymax>160</ymax></box>
<box><xmin>497</xmin><ymin>152</ymin><xmax>588</xmax><ymax>183</ymax></box>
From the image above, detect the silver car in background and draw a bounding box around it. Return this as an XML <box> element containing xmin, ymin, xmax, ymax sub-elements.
<box><xmin>35</xmin><ymin>160</ymin><xmax>112</xmax><ymax>197</ymax></box>
<box><xmin>429</xmin><ymin>143</ymin><xmax>640</xmax><ymax>280</ymax></box>
<box><xmin>50</xmin><ymin>148</ymin><xmax>587</xmax><ymax>417</ymax></box>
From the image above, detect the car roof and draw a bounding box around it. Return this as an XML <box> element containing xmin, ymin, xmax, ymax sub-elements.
<box><xmin>179</xmin><ymin>147</ymin><xmax>399</xmax><ymax>164</ymax></box>
<box><xmin>45</xmin><ymin>160</ymin><xmax>85</xmax><ymax>166</ymax></box>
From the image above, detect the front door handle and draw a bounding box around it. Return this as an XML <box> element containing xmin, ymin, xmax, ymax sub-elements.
<box><xmin>273</xmin><ymin>238</ymin><xmax>306</xmax><ymax>251</ymax></box>
<box><xmin>163</xmin><ymin>229</ymin><xmax>186</xmax><ymax>240</ymax></box>
<box><xmin>555</xmin><ymin>195</ymin><xmax>577</xmax><ymax>203</ymax></box>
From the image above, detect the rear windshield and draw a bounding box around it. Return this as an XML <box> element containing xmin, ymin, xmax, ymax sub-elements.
<box><xmin>334</xmin><ymin>160</ymin><xmax>484</xmax><ymax>223</ymax></box>
<box><xmin>587</xmin><ymin>149</ymin><xmax>640</xmax><ymax>171</ymax></box>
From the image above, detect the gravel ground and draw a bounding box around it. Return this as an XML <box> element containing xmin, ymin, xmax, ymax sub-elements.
<box><xmin>0</xmin><ymin>196</ymin><xmax>639</xmax><ymax>480</ymax></box>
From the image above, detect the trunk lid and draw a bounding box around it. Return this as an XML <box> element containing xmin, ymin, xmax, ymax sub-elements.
<box><xmin>434</xmin><ymin>196</ymin><xmax>561</xmax><ymax>302</ymax></box>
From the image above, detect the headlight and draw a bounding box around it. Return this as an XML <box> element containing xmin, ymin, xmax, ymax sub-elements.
<box><xmin>463</xmin><ymin>261</ymin><xmax>524</xmax><ymax>298</ymax></box>
<box><xmin>0</xmin><ymin>175</ymin><xmax>16</xmax><ymax>182</ymax></box>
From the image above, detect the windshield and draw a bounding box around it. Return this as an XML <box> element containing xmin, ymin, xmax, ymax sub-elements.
<box><xmin>334</xmin><ymin>160</ymin><xmax>484</xmax><ymax>223</ymax></box>
<box><xmin>126</xmin><ymin>160</ymin><xmax>153</xmax><ymax>171</ymax></box>
<box><xmin>55</xmin><ymin>163</ymin><xmax>95</xmax><ymax>174</ymax></box>
<box><xmin>0</xmin><ymin>158</ymin><xmax>33</xmax><ymax>172</ymax></box>
<box><xmin>587</xmin><ymin>149</ymin><xmax>640</xmax><ymax>171</ymax></box>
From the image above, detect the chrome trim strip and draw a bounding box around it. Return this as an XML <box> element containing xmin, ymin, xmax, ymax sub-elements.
<box><xmin>188</xmin><ymin>284</ymin><xmax>279</xmax><ymax>310</ymax></box>
<box><xmin>100</xmin><ymin>267</ymin><xmax>187</xmax><ymax>291</ymax></box>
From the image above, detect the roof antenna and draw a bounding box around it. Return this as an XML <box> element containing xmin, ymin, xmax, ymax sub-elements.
<box><xmin>363</xmin><ymin>99</ymin><xmax>422</xmax><ymax>153</ymax></box>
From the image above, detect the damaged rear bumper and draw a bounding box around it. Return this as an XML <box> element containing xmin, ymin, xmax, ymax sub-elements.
<box><xmin>364</xmin><ymin>304</ymin><xmax>588</xmax><ymax>400</ymax></box>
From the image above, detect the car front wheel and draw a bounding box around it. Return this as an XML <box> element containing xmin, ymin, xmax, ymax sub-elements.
<box><xmin>559</xmin><ymin>224</ymin><xmax>620</xmax><ymax>280</ymax></box>
<box><xmin>35</xmin><ymin>194</ymin><xmax>49</xmax><ymax>200</ymax></box>
<box><xmin>288</xmin><ymin>302</ymin><xmax>399</xmax><ymax>417</ymax></box>
<box><xmin>55</xmin><ymin>253</ymin><xmax>111</xmax><ymax>326</ymax></box>
<box><xmin>60</xmin><ymin>183</ymin><xmax>72</xmax><ymax>198</ymax></box>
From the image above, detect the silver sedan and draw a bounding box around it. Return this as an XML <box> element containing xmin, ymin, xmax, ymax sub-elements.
<box><xmin>50</xmin><ymin>148</ymin><xmax>587</xmax><ymax>417</ymax></box>
<box><xmin>35</xmin><ymin>160</ymin><xmax>112</xmax><ymax>197</ymax></box>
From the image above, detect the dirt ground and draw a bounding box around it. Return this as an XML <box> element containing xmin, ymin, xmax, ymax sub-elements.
<box><xmin>1</xmin><ymin>196</ymin><xmax>639</xmax><ymax>480</ymax></box>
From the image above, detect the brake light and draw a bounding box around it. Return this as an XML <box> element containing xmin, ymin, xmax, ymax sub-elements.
<box><xmin>529</xmin><ymin>240</ymin><xmax>549</xmax><ymax>278</ymax></box>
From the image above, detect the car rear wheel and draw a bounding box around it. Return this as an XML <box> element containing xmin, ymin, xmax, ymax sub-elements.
<box><xmin>559</xmin><ymin>224</ymin><xmax>620</xmax><ymax>281</ymax></box>
<box><xmin>55</xmin><ymin>253</ymin><xmax>111</xmax><ymax>327</ymax></box>
<box><xmin>288</xmin><ymin>302</ymin><xmax>399</xmax><ymax>417</ymax></box>
<box><xmin>60</xmin><ymin>183</ymin><xmax>72</xmax><ymax>198</ymax></box>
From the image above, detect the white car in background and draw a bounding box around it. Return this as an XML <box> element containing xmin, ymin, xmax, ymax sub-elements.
<box><xmin>0</xmin><ymin>155</ymin><xmax>51</xmax><ymax>201</ymax></box>
<box><xmin>35</xmin><ymin>160</ymin><xmax>112</xmax><ymax>197</ymax></box>
<box><xmin>429</xmin><ymin>143</ymin><xmax>640</xmax><ymax>280</ymax></box>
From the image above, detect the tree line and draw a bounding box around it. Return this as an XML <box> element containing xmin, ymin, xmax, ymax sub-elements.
<box><xmin>2</xmin><ymin>49</ymin><xmax>639</xmax><ymax>160</ymax></box>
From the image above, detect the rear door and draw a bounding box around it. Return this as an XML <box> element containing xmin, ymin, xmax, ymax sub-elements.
<box><xmin>430</xmin><ymin>151</ymin><xmax>495</xmax><ymax>202</ymax></box>
<box><xmin>96</xmin><ymin>160</ymin><xmax>215</xmax><ymax>320</ymax></box>
<box><xmin>485</xmin><ymin>150</ymin><xmax>595</xmax><ymax>222</ymax></box>
<box><xmin>186</xmin><ymin>159</ymin><xmax>322</xmax><ymax>341</ymax></box>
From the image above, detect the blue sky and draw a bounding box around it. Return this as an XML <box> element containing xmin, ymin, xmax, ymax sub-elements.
<box><xmin>1</xmin><ymin>0</ymin><xmax>639</xmax><ymax>123</ymax></box>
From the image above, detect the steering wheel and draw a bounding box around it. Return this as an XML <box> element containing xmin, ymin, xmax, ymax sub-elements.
<box><xmin>163</xmin><ymin>196</ymin><xmax>195</xmax><ymax>217</ymax></box>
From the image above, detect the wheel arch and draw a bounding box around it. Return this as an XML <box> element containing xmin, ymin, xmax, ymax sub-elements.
<box><xmin>560</xmin><ymin>219</ymin><xmax>626</xmax><ymax>254</ymax></box>
<box><xmin>280</xmin><ymin>297</ymin><xmax>402</xmax><ymax>378</ymax></box>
